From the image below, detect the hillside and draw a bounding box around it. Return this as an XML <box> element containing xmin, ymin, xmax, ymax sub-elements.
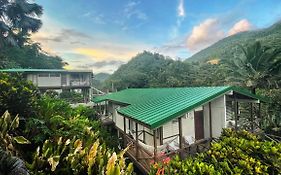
<box><xmin>94</xmin><ymin>73</ymin><xmax>111</xmax><ymax>82</ymax></box>
<box><xmin>0</xmin><ymin>44</ymin><xmax>66</xmax><ymax>69</ymax></box>
<box><xmin>103</xmin><ymin>51</ymin><xmax>222</xmax><ymax>90</ymax></box>
<box><xmin>186</xmin><ymin>21</ymin><xmax>281</xmax><ymax>62</ymax></box>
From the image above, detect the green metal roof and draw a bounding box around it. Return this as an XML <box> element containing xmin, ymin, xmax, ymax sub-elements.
<box><xmin>0</xmin><ymin>69</ymin><xmax>92</xmax><ymax>73</ymax></box>
<box><xmin>94</xmin><ymin>86</ymin><xmax>264</xmax><ymax>129</ymax></box>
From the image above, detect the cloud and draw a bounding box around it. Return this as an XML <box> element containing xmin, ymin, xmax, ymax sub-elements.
<box><xmin>77</xmin><ymin>60</ymin><xmax>125</xmax><ymax>69</ymax></box>
<box><xmin>178</xmin><ymin>0</ymin><xmax>185</xmax><ymax>17</ymax></box>
<box><xmin>74</xmin><ymin>48</ymin><xmax>137</xmax><ymax>62</ymax></box>
<box><xmin>124</xmin><ymin>1</ymin><xmax>147</xmax><ymax>20</ymax></box>
<box><xmin>81</xmin><ymin>11</ymin><xmax>106</xmax><ymax>24</ymax></box>
<box><xmin>186</xmin><ymin>18</ymin><xmax>225</xmax><ymax>52</ymax></box>
<box><xmin>32</xmin><ymin>28</ymin><xmax>92</xmax><ymax>43</ymax></box>
<box><xmin>228</xmin><ymin>19</ymin><xmax>253</xmax><ymax>36</ymax></box>
<box><xmin>154</xmin><ymin>37</ymin><xmax>187</xmax><ymax>58</ymax></box>
<box><xmin>170</xmin><ymin>0</ymin><xmax>186</xmax><ymax>38</ymax></box>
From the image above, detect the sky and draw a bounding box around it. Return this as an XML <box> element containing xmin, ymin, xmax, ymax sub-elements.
<box><xmin>32</xmin><ymin>0</ymin><xmax>281</xmax><ymax>73</ymax></box>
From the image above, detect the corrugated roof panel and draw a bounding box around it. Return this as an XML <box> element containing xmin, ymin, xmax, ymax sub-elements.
<box><xmin>93</xmin><ymin>86</ymin><xmax>263</xmax><ymax>128</ymax></box>
<box><xmin>0</xmin><ymin>69</ymin><xmax>92</xmax><ymax>73</ymax></box>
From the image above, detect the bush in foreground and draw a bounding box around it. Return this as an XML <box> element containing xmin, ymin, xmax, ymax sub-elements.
<box><xmin>150</xmin><ymin>129</ymin><xmax>281</xmax><ymax>175</ymax></box>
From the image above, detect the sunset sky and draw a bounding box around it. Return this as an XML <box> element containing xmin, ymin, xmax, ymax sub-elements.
<box><xmin>32</xmin><ymin>0</ymin><xmax>281</xmax><ymax>73</ymax></box>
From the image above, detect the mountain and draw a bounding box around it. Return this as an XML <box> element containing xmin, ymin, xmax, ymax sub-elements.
<box><xmin>94</xmin><ymin>73</ymin><xmax>110</xmax><ymax>82</ymax></box>
<box><xmin>186</xmin><ymin>21</ymin><xmax>281</xmax><ymax>62</ymax></box>
<box><xmin>103</xmin><ymin>51</ymin><xmax>208</xmax><ymax>90</ymax></box>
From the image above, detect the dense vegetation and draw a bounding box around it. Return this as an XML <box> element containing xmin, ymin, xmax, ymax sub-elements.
<box><xmin>0</xmin><ymin>74</ymin><xmax>133</xmax><ymax>174</ymax></box>
<box><xmin>0</xmin><ymin>44</ymin><xmax>66</xmax><ymax>69</ymax></box>
<box><xmin>150</xmin><ymin>129</ymin><xmax>281</xmax><ymax>175</ymax></box>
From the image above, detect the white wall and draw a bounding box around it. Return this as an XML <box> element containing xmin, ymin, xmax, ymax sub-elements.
<box><xmin>38</xmin><ymin>76</ymin><xmax>61</xmax><ymax>87</ymax></box>
<box><xmin>182</xmin><ymin>112</ymin><xmax>195</xmax><ymax>138</ymax></box>
<box><xmin>210</xmin><ymin>95</ymin><xmax>226</xmax><ymax>137</ymax></box>
<box><xmin>161</xmin><ymin>111</ymin><xmax>195</xmax><ymax>145</ymax></box>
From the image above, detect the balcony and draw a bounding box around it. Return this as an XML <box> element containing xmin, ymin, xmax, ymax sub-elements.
<box><xmin>70</xmin><ymin>80</ymin><xmax>90</xmax><ymax>87</ymax></box>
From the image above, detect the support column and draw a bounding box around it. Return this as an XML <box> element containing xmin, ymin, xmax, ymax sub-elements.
<box><xmin>178</xmin><ymin>117</ymin><xmax>183</xmax><ymax>149</ymax></box>
<box><xmin>143</xmin><ymin>128</ymin><xmax>146</xmax><ymax>144</ymax></box>
<box><xmin>160</xmin><ymin>127</ymin><xmax>163</xmax><ymax>145</ymax></box>
<box><xmin>135</xmin><ymin>123</ymin><xmax>139</xmax><ymax>160</ymax></box>
<box><xmin>258</xmin><ymin>103</ymin><xmax>262</xmax><ymax>129</ymax></box>
<box><xmin>209</xmin><ymin>102</ymin><xmax>212</xmax><ymax>138</ymax></box>
<box><xmin>250</xmin><ymin>103</ymin><xmax>254</xmax><ymax>132</ymax></box>
<box><xmin>234</xmin><ymin>98</ymin><xmax>238</xmax><ymax>131</ymax></box>
<box><xmin>153</xmin><ymin>130</ymin><xmax>157</xmax><ymax>162</ymax></box>
<box><xmin>123</xmin><ymin>117</ymin><xmax>126</xmax><ymax>146</ymax></box>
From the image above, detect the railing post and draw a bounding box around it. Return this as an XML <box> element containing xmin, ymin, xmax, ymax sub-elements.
<box><xmin>153</xmin><ymin>130</ymin><xmax>157</xmax><ymax>162</ymax></box>
<box><xmin>178</xmin><ymin>117</ymin><xmax>183</xmax><ymax>149</ymax></box>
<box><xmin>209</xmin><ymin>102</ymin><xmax>212</xmax><ymax>138</ymax></box>
<box><xmin>136</xmin><ymin>123</ymin><xmax>139</xmax><ymax>160</ymax></box>
<box><xmin>258</xmin><ymin>102</ymin><xmax>262</xmax><ymax>129</ymax></box>
<box><xmin>124</xmin><ymin>117</ymin><xmax>126</xmax><ymax>146</ymax></box>
<box><xmin>250</xmin><ymin>103</ymin><xmax>254</xmax><ymax>131</ymax></box>
<box><xmin>234</xmin><ymin>97</ymin><xmax>238</xmax><ymax>131</ymax></box>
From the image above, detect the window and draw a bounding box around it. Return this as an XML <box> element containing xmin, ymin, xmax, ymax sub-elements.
<box><xmin>38</xmin><ymin>73</ymin><xmax>49</xmax><ymax>77</ymax></box>
<box><xmin>50</xmin><ymin>73</ymin><xmax>60</xmax><ymax>77</ymax></box>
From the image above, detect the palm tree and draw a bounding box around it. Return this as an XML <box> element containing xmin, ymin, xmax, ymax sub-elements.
<box><xmin>0</xmin><ymin>0</ymin><xmax>43</xmax><ymax>47</ymax></box>
<box><xmin>223</xmin><ymin>41</ymin><xmax>281</xmax><ymax>94</ymax></box>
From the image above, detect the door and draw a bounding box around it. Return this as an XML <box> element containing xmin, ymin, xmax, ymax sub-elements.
<box><xmin>194</xmin><ymin>110</ymin><xmax>204</xmax><ymax>140</ymax></box>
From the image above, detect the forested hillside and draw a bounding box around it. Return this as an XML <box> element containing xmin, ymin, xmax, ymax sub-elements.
<box><xmin>0</xmin><ymin>44</ymin><xmax>66</xmax><ymax>69</ymax></box>
<box><xmin>104</xmin><ymin>51</ymin><xmax>228</xmax><ymax>90</ymax></box>
<box><xmin>186</xmin><ymin>21</ymin><xmax>281</xmax><ymax>62</ymax></box>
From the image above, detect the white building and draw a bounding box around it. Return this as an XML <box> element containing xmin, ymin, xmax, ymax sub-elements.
<box><xmin>94</xmin><ymin>86</ymin><xmax>263</xmax><ymax>174</ymax></box>
<box><xmin>1</xmin><ymin>69</ymin><xmax>93</xmax><ymax>101</ymax></box>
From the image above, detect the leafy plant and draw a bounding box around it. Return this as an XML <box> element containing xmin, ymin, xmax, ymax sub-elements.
<box><xmin>0</xmin><ymin>111</ymin><xmax>30</xmax><ymax>155</ymax></box>
<box><xmin>59</xmin><ymin>91</ymin><xmax>84</xmax><ymax>104</ymax></box>
<box><xmin>150</xmin><ymin>129</ymin><xmax>281</xmax><ymax>175</ymax></box>
<box><xmin>0</xmin><ymin>73</ymin><xmax>39</xmax><ymax>117</ymax></box>
<box><xmin>27</xmin><ymin>135</ymin><xmax>133</xmax><ymax>174</ymax></box>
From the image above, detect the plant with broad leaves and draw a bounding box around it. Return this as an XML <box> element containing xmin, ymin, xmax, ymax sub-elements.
<box><xmin>27</xmin><ymin>137</ymin><xmax>134</xmax><ymax>175</ymax></box>
<box><xmin>0</xmin><ymin>111</ymin><xmax>30</xmax><ymax>156</ymax></box>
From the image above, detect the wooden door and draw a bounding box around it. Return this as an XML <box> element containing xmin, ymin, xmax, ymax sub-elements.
<box><xmin>194</xmin><ymin>110</ymin><xmax>204</xmax><ymax>140</ymax></box>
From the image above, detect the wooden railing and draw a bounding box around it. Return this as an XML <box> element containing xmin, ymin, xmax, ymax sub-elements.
<box><xmin>119</xmin><ymin>128</ymin><xmax>212</xmax><ymax>174</ymax></box>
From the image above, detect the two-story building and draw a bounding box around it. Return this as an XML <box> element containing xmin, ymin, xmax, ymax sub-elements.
<box><xmin>1</xmin><ymin>69</ymin><xmax>93</xmax><ymax>102</ymax></box>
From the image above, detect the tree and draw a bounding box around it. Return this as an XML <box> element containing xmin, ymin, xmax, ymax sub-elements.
<box><xmin>223</xmin><ymin>41</ymin><xmax>281</xmax><ymax>93</ymax></box>
<box><xmin>0</xmin><ymin>0</ymin><xmax>43</xmax><ymax>47</ymax></box>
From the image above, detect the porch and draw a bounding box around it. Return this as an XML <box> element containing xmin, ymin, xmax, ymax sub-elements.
<box><xmin>118</xmin><ymin>128</ymin><xmax>211</xmax><ymax>174</ymax></box>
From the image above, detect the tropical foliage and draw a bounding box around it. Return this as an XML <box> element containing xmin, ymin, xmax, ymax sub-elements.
<box><xmin>0</xmin><ymin>111</ymin><xmax>31</xmax><ymax>175</ymax></box>
<box><xmin>150</xmin><ymin>129</ymin><xmax>281</xmax><ymax>175</ymax></box>
<box><xmin>0</xmin><ymin>0</ymin><xmax>42</xmax><ymax>47</ymax></box>
<box><xmin>223</xmin><ymin>41</ymin><xmax>281</xmax><ymax>93</ymax></box>
<box><xmin>0</xmin><ymin>73</ymin><xmax>133</xmax><ymax>174</ymax></box>
<box><xmin>0</xmin><ymin>73</ymin><xmax>39</xmax><ymax>117</ymax></box>
<box><xmin>59</xmin><ymin>91</ymin><xmax>84</xmax><ymax>104</ymax></box>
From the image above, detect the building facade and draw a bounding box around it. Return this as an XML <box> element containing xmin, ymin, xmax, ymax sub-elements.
<box><xmin>1</xmin><ymin>69</ymin><xmax>93</xmax><ymax>102</ymax></box>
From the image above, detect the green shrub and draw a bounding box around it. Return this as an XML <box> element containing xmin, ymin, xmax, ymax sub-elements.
<box><xmin>59</xmin><ymin>91</ymin><xmax>84</xmax><ymax>103</ymax></box>
<box><xmin>0</xmin><ymin>73</ymin><xmax>39</xmax><ymax>117</ymax></box>
<box><xmin>150</xmin><ymin>129</ymin><xmax>281</xmax><ymax>175</ymax></box>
